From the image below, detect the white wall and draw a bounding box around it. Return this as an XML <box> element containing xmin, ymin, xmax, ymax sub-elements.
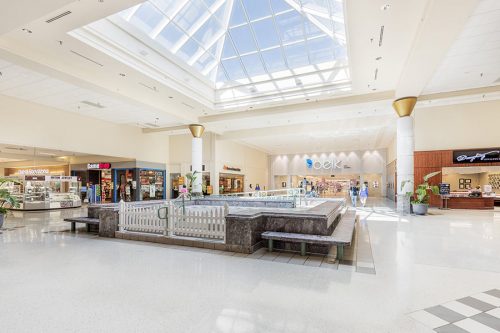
<box><xmin>0</xmin><ymin>95</ymin><xmax>170</xmax><ymax>164</ymax></box>
<box><xmin>414</xmin><ymin>100</ymin><xmax>500</xmax><ymax>151</ymax></box>
<box><xmin>387</xmin><ymin>135</ymin><xmax>397</xmax><ymax>163</ymax></box>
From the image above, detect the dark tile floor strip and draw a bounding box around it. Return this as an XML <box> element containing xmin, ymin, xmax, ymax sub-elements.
<box><xmin>434</xmin><ymin>323</ymin><xmax>469</xmax><ymax>333</ymax></box>
<box><xmin>471</xmin><ymin>312</ymin><xmax>500</xmax><ymax>331</ymax></box>
<box><xmin>485</xmin><ymin>289</ymin><xmax>500</xmax><ymax>299</ymax></box>
<box><xmin>456</xmin><ymin>296</ymin><xmax>496</xmax><ymax>312</ymax></box>
<box><xmin>425</xmin><ymin>305</ymin><xmax>466</xmax><ymax>323</ymax></box>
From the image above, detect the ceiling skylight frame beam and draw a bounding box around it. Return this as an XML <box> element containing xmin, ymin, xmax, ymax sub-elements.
<box><xmin>148</xmin><ymin>0</ymin><xmax>191</xmax><ymax>39</ymax></box>
<box><xmin>171</xmin><ymin>0</ymin><xmax>227</xmax><ymax>54</ymax></box>
<box><xmin>282</xmin><ymin>0</ymin><xmax>336</xmax><ymax>40</ymax></box>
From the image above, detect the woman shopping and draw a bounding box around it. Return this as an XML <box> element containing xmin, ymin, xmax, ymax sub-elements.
<box><xmin>359</xmin><ymin>183</ymin><xmax>369</xmax><ymax>207</ymax></box>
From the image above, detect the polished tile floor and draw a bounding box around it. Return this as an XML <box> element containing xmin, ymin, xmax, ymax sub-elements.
<box><xmin>1</xmin><ymin>199</ymin><xmax>500</xmax><ymax>333</ymax></box>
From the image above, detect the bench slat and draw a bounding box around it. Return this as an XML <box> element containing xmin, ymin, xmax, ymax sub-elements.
<box><xmin>64</xmin><ymin>217</ymin><xmax>100</xmax><ymax>225</ymax></box>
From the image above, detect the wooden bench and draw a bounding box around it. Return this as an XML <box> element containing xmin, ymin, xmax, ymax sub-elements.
<box><xmin>64</xmin><ymin>217</ymin><xmax>100</xmax><ymax>232</ymax></box>
<box><xmin>261</xmin><ymin>209</ymin><xmax>357</xmax><ymax>259</ymax></box>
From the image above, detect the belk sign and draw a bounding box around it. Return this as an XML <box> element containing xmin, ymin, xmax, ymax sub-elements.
<box><xmin>306</xmin><ymin>158</ymin><xmax>342</xmax><ymax>171</ymax></box>
<box><xmin>453</xmin><ymin>149</ymin><xmax>500</xmax><ymax>164</ymax></box>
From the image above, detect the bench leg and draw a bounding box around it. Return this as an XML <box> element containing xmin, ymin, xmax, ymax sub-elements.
<box><xmin>86</xmin><ymin>224</ymin><xmax>91</xmax><ymax>232</ymax></box>
<box><xmin>337</xmin><ymin>245</ymin><xmax>344</xmax><ymax>260</ymax></box>
<box><xmin>300</xmin><ymin>242</ymin><xmax>306</xmax><ymax>256</ymax></box>
<box><xmin>71</xmin><ymin>222</ymin><xmax>75</xmax><ymax>232</ymax></box>
<box><xmin>268</xmin><ymin>239</ymin><xmax>273</xmax><ymax>252</ymax></box>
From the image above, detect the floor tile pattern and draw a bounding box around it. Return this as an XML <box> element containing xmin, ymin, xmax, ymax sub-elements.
<box><xmin>410</xmin><ymin>290</ymin><xmax>500</xmax><ymax>332</ymax></box>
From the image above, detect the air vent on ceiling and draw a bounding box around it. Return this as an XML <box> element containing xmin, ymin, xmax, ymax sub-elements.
<box><xmin>139</xmin><ymin>82</ymin><xmax>158</xmax><ymax>92</ymax></box>
<box><xmin>5</xmin><ymin>147</ymin><xmax>28</xmax><ymax>151</ymax></box>
<box><xmin>46</xmin><ymin>11</ymin><xmax>72</xmax><ymax>23</ymax></box>
<box><xmin>143</xmin><ymin>123</ymin><xmax>160</xmax><ymax>128</ymax></box>
<box><xmin>374</xmin><ymin>68</ymin><xmax>379</xmax><ymax>81</ymax></box>
<box><xmin>378</xmin><ymin>25</ymin><xmax>385</xmax><ymax>47</ymax></box>
<box><xmin>81</xmin><ymin>101</ymin><xmax>105</xmax><ymax>108</ymax></box>
<box><xmin>182</xmin><ymin>102</ymin><xmax>194</xmax><ymax>109</ymax></box>
<box><xmin>70</xmin><ymin>50</ymin><xmax>103</xmax><ymax>67</ymax></box>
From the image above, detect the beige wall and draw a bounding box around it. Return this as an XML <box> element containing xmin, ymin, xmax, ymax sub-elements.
<box><xmin>443</xmin><ymin>173</ymin><xmax>481</xmax><ymax>191</ymax></box>
<box><xmin>168</xmin><ymin>133</ymin><xmax>269</xmax><ymax>192</ymax></box>
<box><xmin>0</xmin><ymin>95</ymin><xmax>170</xmax><ymax>165</ymax></box>
<box><xmin>414</xmin><ymin>100</ymin><xmax>500</xmax><ymax>151</ymax></box>
<box><xmin>387</xmin><ymin>136</ymin><xmax>397</xmax><ymax>163</ymax></box>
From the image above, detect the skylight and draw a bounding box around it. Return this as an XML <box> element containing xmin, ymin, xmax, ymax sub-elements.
<box><xmin>76</xmin><ymin>0</ymin><xmax>349</xmax><ymax>108</ymax></box>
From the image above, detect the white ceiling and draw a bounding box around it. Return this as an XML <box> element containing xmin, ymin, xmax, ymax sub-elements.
<box><xmin>424</xmin><ymin>0</ymin><xmax>500</xmax><ymax>94</ymax></box>
<box><xmin>0</xmin><ymin>58</ymin><xmax>179</xmax><ymax>127</ymax></box>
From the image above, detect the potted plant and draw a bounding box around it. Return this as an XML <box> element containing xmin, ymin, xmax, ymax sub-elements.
<box><xmin>185</xmin><ymin>171</ymin><xmax>202</xmax><ymax>197</ymax></box>
<box><xmin>0</xmin><ymin>178</ymin><xmax>20</xmax><ymax>229</ymax></box>
<box><xmin>406</xmin><ymin>171</ymin><xmax>441</xmax><ymax>215</ymax></box>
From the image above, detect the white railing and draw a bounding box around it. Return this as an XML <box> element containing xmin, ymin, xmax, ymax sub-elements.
<box><xmin>216</xmin><ymin>187</ymin><xmax>305</xmax><ymax>207</ymax></box>
<box><xmin>118</xmin><ymin>201</ymin><xmax>227</xmax><ymax>242</ymax></box>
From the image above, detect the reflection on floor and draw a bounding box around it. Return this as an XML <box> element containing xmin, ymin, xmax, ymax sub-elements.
<box><xmin>1</xmin><ymin>199</ymin><xmax>500</xmax><ymax>332</ymax></box>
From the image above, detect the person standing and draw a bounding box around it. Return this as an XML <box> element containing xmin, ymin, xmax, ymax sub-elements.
<box><xmin>350</xmin><ymin>182</ymin><xmax>359</xmax><ymax>207</ymax></box>
<box><xmin>359</xmin><ymin>183</ymin><xmax>368</xmax><ymax>207</ymax></box>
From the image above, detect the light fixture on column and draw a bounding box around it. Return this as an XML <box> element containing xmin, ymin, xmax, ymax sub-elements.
<box><xmin>392</xmin><ymin>96</ymin><xmax>417</xmax><ymax>117</ymax></box>
<box><xmin>188</xmin><ymin>124</ymin><xmax>205</xmax><ymax>138</ymax></box>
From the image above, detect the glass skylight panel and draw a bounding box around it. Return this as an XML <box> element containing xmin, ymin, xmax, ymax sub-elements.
<box><xmin>222</xmin><ymin>58</ymin><xmax>246</xmax><ymax>81</ymax></box>
<box><xmin>229</xmin><ymin>25</ymin><xmax>256</xmax><ymax>54</ymax></box>
<box><xmin>285</xmin><ymin>41</ymin><xmax>309</xmax><ymax>68</ymax></box>
<box><xmin>129</xmin><ymin>3</ymin><xmax>164</xmax><ymax>33</ymax></box>
<box><xmin>177</xmin><ymin>38</ymin><xmax>204</xmax><ymax>62</ymax></box>
<box><xmin>275</xmin><ymin>11</ymin><xmax>305</xmax><ymax>44</ymax></box>
<box><xmin>173</xmin><ymin>0</ymin><xmax>207</xmax><ymax>31</ymax></box>
<box><xmin>221</xmin><ymin>37</ymin><xmax>237</xmax><ymax>59</ymax></box>
<box><xmin>241</xmin><ymin>53</ymin><xmax>267</xmax><ymax>78</ymax></box>
<box><xmin>252</xmin><ymin>19</ymin><xmax>280</xmax><ymax>49</ymax></box>
<box><xmin>307</xmin><ymin>36</ymin><xmax>334</xmax><ymax>64</ymax></box>
<box><xmin>261</xmin><ymin>48</ymin><xmax>288</xmax><ymax>72</ymax></box>
<box><xmin>270</xmin><ymin>0</ymin><xmax>293</xmax><ymax>14</ymax></box>
<box><xmin>229</xmin><ymin>0</ymin><xmax>247</xmax><ymax>27</ymax></box>
<box><xmin>156</xmin><ymin>22</ymin><xmax>185</xmax><ymax>49</ymax></box>
<box><xmin>242</xmin><ymin>0</ymin><xmax>272</xmax><ymax>20</ymax></box>
<box><xmin>192</xmin><ymin>8</ymin><xmax>225</xmax><ymax>46</ymax></box>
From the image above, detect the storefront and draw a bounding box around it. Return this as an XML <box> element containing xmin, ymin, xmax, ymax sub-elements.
<box><xmin>415</xmin><ymin>148</ymin><xmax>500</xmax><ymax>209</ymax></box>
<box><xmin>269</xmin><ymin>150</ymin><xmax>387</xmax><ymax>198</ymax></box>
<box><xmin>71</xmin><ymin>161</ymin><xmax>166</xmax><ymax>203</ymax></box>
<box><xmin>170</xmin><ymin>171</ymin><xmax>211</xmax><ymax>199</ymax></box>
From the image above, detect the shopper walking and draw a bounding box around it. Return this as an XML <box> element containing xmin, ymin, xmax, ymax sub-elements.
<box><xmin>359</xmin><ymin>183</ymin><xmax>368</xmax><ymax>207</ymax></box>
<box><xmin>350</xmin><ymin>182</ymin><xmax>359</xmax><ymax>207</ymax></box>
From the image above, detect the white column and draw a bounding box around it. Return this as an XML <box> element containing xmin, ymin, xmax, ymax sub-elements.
<box><xmin>396</xmin><ymin>116</ymin><xmax>414</xmax><ymax>211</ymax></box>
<box><xmin>192</xmin><ymin>137</ymin><xmax>203</xmax><ymax>194</ymax></box>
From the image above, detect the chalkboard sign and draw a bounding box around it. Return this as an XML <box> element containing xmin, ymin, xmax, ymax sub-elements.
<box><xmin>439</xmin><ymin>183</ymin><xmax>450</xmax><ymax>195</ymax></box>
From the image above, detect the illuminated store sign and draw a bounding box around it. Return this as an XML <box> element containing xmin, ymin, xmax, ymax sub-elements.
<box><xmin>87</xmin><ymin>163</ymin><xmax>111</xmax><ymax>170</ymax></box>
<box><xmin>18</xmin><ymin>169</ymin><xmax>49</xmax><ymax>175</ymax></box>
<box><xmin>453</xmin><ymin>149</ymin><xmax>500</xmax><ymax>164</ymax></box>
<box><xmin>306</xmin><ymin>158</ymin><xmax>342</xmax><ymax>171</ymax></box>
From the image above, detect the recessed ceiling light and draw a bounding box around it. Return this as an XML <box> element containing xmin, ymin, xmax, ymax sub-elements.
<box><xmin>381</xmin><ymin>4</ymin><xmax>390</xmax><ymax>11</ymax></box>
<box><xmin>168</xmin><ymin>96</ymin><xmax>173</xmax><ymax>99</ymax></box>
<box><xmin>22</xmin><ymin>28</ymin><xmax>33</xmax><ymax>34</ymax></box>
<box><xmin>119</xmin><ymin>73</ymin><xmax>126</xmax><ymax>76</ymax></box>
<box><xmin>375</xmin><ymin>56</ymin><xmax>382</xmax><ymax>61</ymax></box>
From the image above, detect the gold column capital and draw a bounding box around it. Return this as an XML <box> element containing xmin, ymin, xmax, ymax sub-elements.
<box><xmin>188</xmin><ymin>124</ymin><xmax>205</xmax><ymax>138</ymax></box>
<box><xmin>392</xmin><ymin>96</ymin><xmax>417</xmax><ymax>117</ymax></box>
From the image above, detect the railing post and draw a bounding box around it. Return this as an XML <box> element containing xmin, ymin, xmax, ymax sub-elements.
<box><xmin>119</xmin><ymin>200</ymin><xmax>125</xmax><ymax>231</ymax></box>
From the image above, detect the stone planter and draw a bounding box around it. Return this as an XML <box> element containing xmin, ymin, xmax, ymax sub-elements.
<box><xmin>0</xmin><ymin>213</ymin><xmax>5</xmax><ymax>229</ymax></box>
<box><xmin>412</xmin><ymin>203</ymin><xmax>429</xmax><ymax>215</ymax></box>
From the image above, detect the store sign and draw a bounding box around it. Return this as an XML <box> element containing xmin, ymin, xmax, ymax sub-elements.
<box><xmin>305</xmin><ymin>158</ymin><xmax>342</xmax><ymax>171</ymax></box>
<box><xmin>439</xmin><ymin>183</ymin><xmax>450</xmax><ymax>195</ymax></box>
<box><xmin>453</xmin><ymin>149</ymin><xmax>500</xmax><ymax>164</ymax></box>
<box><xmin>87</xmin><ymin>163</ymin><xmax>111</xmax><ymax>170</ymax></box>
<box><xmin>25</xmin><ymin>175</ymin><xmax>46</xmax><ymax>181</ymax></box>
<box><xmin>18</xmin><ymin>169</ymin><xmax>49</xmax><ymax>175</ymax></box>
<box><xmin>223</xmin><ymin>165</ymin><xmax>241</xmax><ymax>172</ymax></box>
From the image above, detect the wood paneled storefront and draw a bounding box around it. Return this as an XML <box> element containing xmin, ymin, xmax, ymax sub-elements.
<box><xmin>414</xmin><ymin>150</ymin><xmax>500</xmax><ymax>207</ymax></box>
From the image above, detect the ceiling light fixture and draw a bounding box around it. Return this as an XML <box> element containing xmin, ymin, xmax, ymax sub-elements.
<box><xmin>22</xmin><ymin>28</ymin><xmax>33</xmax><ymax>34</ymax></box>
<box><xmin>119</xmin><ymin>73</ymin><xmax>126</xmax><ymax>76</ymax></box>
<box><xmin>381</xmin><ymin>4</ymin><xmax>390</xmax><ymax>11</ymax></box>
<box><xmin>376</xmin><ymin>56</ymin><xmax>382</xmax><ymax>61</ymax></box>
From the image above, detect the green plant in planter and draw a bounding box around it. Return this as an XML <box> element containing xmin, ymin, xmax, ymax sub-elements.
<box><xmin>185</xmin><ymin>170</ymin><xmax>201</xmax><ymax>196</ymax></box>
<box><xmin>0</xmin><ymin>178</ymin><xmax>20</xmax><ymax>228</ymax></box>
<box><xmin>412</xmin><ymin>171</ymin><xmax>441</xmax><ymax>205</ymax></box>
